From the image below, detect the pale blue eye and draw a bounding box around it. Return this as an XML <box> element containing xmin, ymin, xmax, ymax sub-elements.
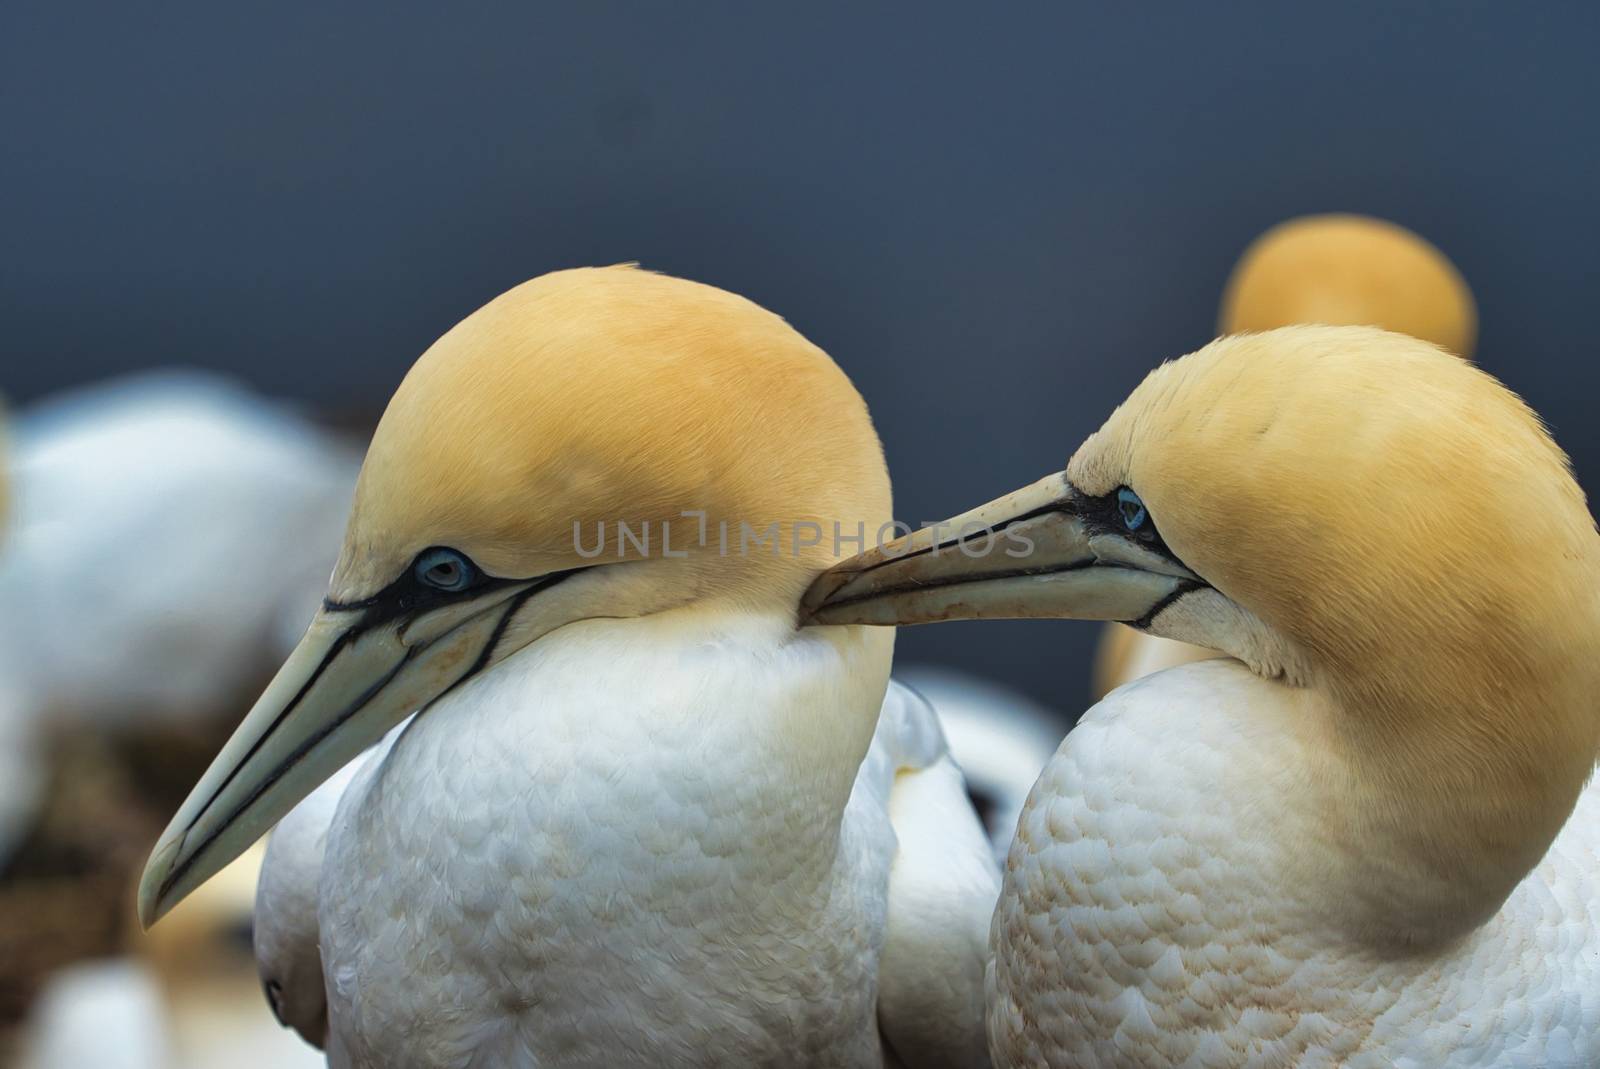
<box><xmin>414</xmin><ymin>547</ymin><xmax>476</xmax><ymax>592</ymax></box>
<box><xmin>1117</xmin><ymin>488</ymin><xmax>1147</xmax><ymax>531</ymax></box>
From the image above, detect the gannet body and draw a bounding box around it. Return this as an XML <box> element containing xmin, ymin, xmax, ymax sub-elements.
<box><xmin>143</xmin><ymin>267</ymin><xmax>996</xmax><ymax>1067</ymax></box>
<box><xmin>806</xmin><ymin>326</ymin><xmax>1600</xmax><ymax>1066</ymax></box>
<box><xmin>1094</xmin><ymin>214</ymin><xmax>1478</xmax><ymax>699</ymax></box>
<box><xmin>255</xmin><ymin>672</ymin><xmax>996</xmax><ymax>1067</ymax></box>
<box><xmin>312</xmin><ymin>644</ymin><xmax>992</xmax><ymax>1067</ymax></box>
<box><xmin>992</xmin><ymin>661</ymin><xmax>1600</xmax><ymax>1067</ymax></box>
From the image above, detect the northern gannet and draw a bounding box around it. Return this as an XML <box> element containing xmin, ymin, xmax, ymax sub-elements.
<box><xmin>139</xmin><ymin>266</ymin><xmax>998</xmax><ymax>1067</ymax></box>
<box><xmin>1093</xmin><ymin>214</ymin><xmax>1479</xmax><ymax>700</ymax></box>
<box><xmin>805</xmin><ymin>325</ymin><xmax>1600</xmax><ymax>1066</ymax></box>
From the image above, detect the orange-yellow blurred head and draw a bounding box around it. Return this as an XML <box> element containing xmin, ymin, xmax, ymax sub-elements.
<box><xmin>1220</xmin><ymin>214</ymin><xmax>1476</xmax><ymax>358</ymax></box>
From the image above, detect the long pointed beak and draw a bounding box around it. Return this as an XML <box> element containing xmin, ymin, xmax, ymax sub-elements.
<box><xmin>137</xmin><ymin>580</ymin><xmax>538</xmax><ymax>928</ymax></box>
<box><xmin>801</xmin><ymin>472</ymin><xmax>1202</xmax><ymax>627</ymax></box>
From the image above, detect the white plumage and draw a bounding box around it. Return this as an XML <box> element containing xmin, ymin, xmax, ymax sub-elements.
<box><xmin>255</xmin><ymin>746</ymin><xmax>379</xmax><ymax>1050</ymax></box>
<box><xmin>258</xmin><ymin>623</ymin><xmax>996</xmax><ymax>1067</ymax></box>
<box><xmin>989</xmin><ymin>660</ymin><xmax>1600</xmax><ymax>1067</ymax></box>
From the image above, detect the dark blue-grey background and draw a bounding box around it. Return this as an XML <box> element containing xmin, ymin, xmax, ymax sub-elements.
<box><xmin>4</xmin><ymin>3</ymin><xmax>1597</xmax><ymax>712</ymax></box>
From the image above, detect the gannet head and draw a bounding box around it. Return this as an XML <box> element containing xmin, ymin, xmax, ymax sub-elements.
<box><xmin>1092</xmin><ymin>213</ymin><xmax>1475</xmax><ymax>698</ymax></box>
<box><xmin>139</xmin><ymin>265</ymin><xmax>890</xmax><ymax>926</ymax></box>
<box><xmin>807</xmin><ymin>325</ymin><xmax>1600</xmax><ymax>935</ymax></box>
<box><xmin>1220</xmin><ymin>213</ymin><xmax>1477</xmax><ymax>357</ymax></box>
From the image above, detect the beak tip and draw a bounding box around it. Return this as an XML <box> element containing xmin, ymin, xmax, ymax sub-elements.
<box><xmin>135</xmin><ymin>884</ymin><xmax>161</xmax><ymax>932</ymax></box>
<box><xmin>799</xmin><ymin>571</ymin><xmax>850</xmax><ymax>621</ymax></box>
<box><xmin>136</xmin><ymin>835</ymin><xmax>180</xmax><ymax>930</ymax></box>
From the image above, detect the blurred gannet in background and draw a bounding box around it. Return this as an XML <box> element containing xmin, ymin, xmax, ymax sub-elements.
<box><xmin>0</xmin><ymin>373</ymin><xmax>360</xmax><ymax>861</ymax></box>
<box><xmin>140</xmin><ymin>267</ymin><xmax>998</xmax><ymax>1067</ymax></box>
<box><xmin>1093</xmin><ymin>213</ymin><xmax>1479</xmax><ymax>700</ymax></box>
<box><xmin>0</xmin><ymin>373</ymin><xmax>356</xmax><ymax>1069</ymax></box>
<box><xmin>806</xmin><ymin>326</ymin><xmax>1600</xmax><ymax>1065</ymax></box>
<box><xmin>2</xmin><ymin>372</ymin><xmax>360</xmax><ymax>719</ymax></box>
<box><xmin>0</xmin><ymin>401</ymin><xmax>27</xmax><ymax>863</ymax></box>
<box><xmin>18</xmin><ymin>959</ymin><xmax>169</xmax><ymax>1069</ymax></box>
<box><xmin>1220</xmin><ymin>214</ymin><xmax>1476</xmax><ymax>356</ymax></box>
<box><xmin>893</xmin><ymin>667</ymin><xmax>1059</xmax><ymax>860</ymax></box>
<box><xmin>18</xmin><ymin>946</ymin><xmax>325</xmax><ymax>1069</ymax></box>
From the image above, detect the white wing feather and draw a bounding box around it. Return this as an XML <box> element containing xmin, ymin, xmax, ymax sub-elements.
<box><xmin>870</xmin><ymin>681</ymin><xmax>1001</xmax><ymax>1069</ymax></box>
<box><xmin>255</xmin><ymin>747</ymin><xmax>383</xmax><ymax>1052</ymax></box>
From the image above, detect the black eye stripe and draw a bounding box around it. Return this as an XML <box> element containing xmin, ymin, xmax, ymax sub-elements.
<box><xmin>162</xmin><ymin>564</ymin><xmax>594</xmax><ymax>906</ymax></box>
<box><xmin>326</xmin><ymin>547</ymin><xmax>510</xmax><ymax>627</ymax></box>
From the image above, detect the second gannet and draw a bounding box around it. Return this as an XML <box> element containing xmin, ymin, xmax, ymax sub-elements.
<box><xmin>139</xmin><ymin>266</ymin><xmax>998</xmax><ymax>1067</ymax></box>
<box><xmin>805</xmin><ymin>326</ymin><xmax>1600</xmax><ymax>1066</ymax></box>
<box><xmin>1093</xmin><ymin>213</ymin><xmax>1480</xmax><ymax>700</ymax></box>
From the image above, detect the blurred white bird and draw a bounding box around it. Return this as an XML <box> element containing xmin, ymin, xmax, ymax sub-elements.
<box><xmin>0</xmin><ymin>371</ymin><xmax>360</xmax><ymax>860</ymax></box>
<box><xmin>19</xmin><ymin>947</ymin><xmax>328</xmax><ymax>1069</ymax></box>
<box><xmin>894</xmin><ymin>666</ymin><xmax>1061</xmax><ymax>859</ymax></box>
<box><xmin>18</xmin><ymin>960</ymin><xmax>170</xmax><ymax>1069</ymax></box>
